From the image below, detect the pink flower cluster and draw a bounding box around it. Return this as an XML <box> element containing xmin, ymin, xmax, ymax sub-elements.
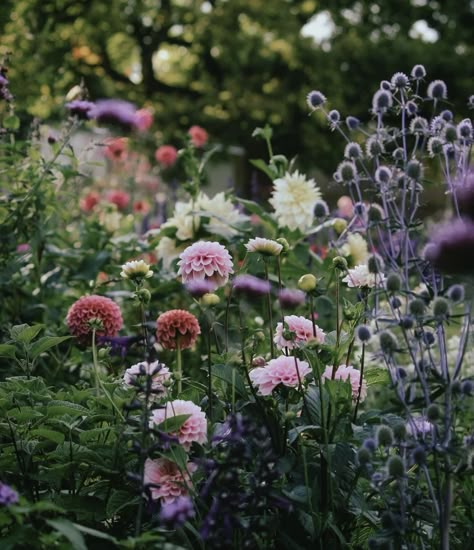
<box><xmin>322</xmin><ymin>365</ymin><xmax>367</xmax><ymax>402</ymax></box>
<box><xmin>150</xmin><ymin>399</ymin><xmax>207</xmax><ymax>451</ymax></box>
<box><xmin>177</xmin><ymin>241</ymin><xmax>234</xmax><ymax>290</ymax></box>
<box><xmin>123</xmin><ymin>361</ymin><xmax>171</xmax><ymax>395</ymax></box>
<box><xmin>66</xmin><ymin>295</ymin><xmax>123</xmax><ymax>343</ymax></box>
<box><xmin>274</xmin><ymin>315</ymin><xmax>325</xmax><ymax>350</ymax></box>
<box><xmin>156</xmin><ymin>309</ymin><xmax>201</xmax><ymax>350</ymax></box>
<box><xmin>144</xmin><ymin>457</ymin><xmax>197</xmax><ymax>502</ymax></box>
<box><xmin>249</xmin><ymin>355</ymin><xmax>312</xmax><ymax>395</ymax></box>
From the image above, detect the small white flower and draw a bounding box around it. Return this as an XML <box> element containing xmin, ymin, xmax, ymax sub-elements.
<box><xmin>342</xmin><ymin>264</ymin><xmax>386</xmax><ymax>288</ymax></box>
<box><xmin>156</xmin><ymin>237</ymin><xmax>186</xmax><ymax>271</ymax></box>
<box><xmin>269</xmin><ymin>171</ymin><xmax>321</xmax><ymax>232</ymax></box>
<box><xmin>245</xmin><ymin>237</ymin><xmax>283</xmax><ymax>256</ymax></box>
<box><xmin>341</xmin><ymin>233</ymin><xmax>369</xmax><ymax>266</ymax></box>
<box><xmin>120</xmin><ymin>260</ymin><xmax>153</xmax><ymax>280</ymax></box>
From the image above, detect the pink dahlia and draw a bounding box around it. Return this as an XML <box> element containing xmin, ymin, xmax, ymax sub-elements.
<box><xmin>188</xmin><ymin>125</ymin><xmax>208</xmax><ymax>148</ymax></box>
<box><xmin>80</xmin><ymin>191</ymin><xmax>100</xmax><ymax>212</ymax></box>
<box><xmin>66</xmin><ymin>295</ymin><xmax>123</xmax><ymax>344</ymax></box>
<box><xmin>156</xmin><ymin>310</ymin><xmax>201</xmax><ymax>350</ymax></box>
<box><xmin>103</xmin><ymin>137</ymin><xmax>128</xmax><ymax>162</ymax></box>
<box><xmin>150</xmin><ymin>399</ymin><xmax>207</xmax><ymax>450</ymax></box>
<box><xmin>322</xmin><ymin>365</ymin><xmax>367</xmax><ymax>402</ymax></box>
<box><xmin>135</xmin><ymin>108</ymin><xmax>153</xmax><ymax>131</ymax></box>
<box><xmin>155</xmin><ymin>145</ymin><xmax>178</xmax><ymax>168</ymax></box>
<box><xmin>249</xmin><ymin>355</ymin><xmax>312</xmax><ymax>396</ymax></box>
<box><xmin>144</xmin><ymin>457</ymin><xmax>197</xmax><ymax>502</ymax></box>
<box><xmin>106</xmin><ymin>190</ymin><xmax>130</xmax><ymax>210</ymax></box>
<box><xmin>123</xmin><ymin>361</ymin><xmax>171</xmax><ymax>395</ymax></box>
<box><xmin>274</xmin><ymin>315</ymin><xmax>325</xmax><ymax>350</ymax></box>
<box><xmin>177</xmin><ymin>241</ymin><xmax>233</xmax><ymax>290</ymax></box>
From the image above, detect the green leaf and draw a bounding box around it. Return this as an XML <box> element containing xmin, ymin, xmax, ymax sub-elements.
<box><xmin>365</xmin><ymin>367</ymin><xmax>390</xmax><ymax>387</ymax></box>
<box><xmin>156</xmin><ymin>414</ymin><xmax>191</xmax><ymax>433</ymax></box>
<box><xmin>159</xmin><ymin>445</ymin><xmax>190</xmax><ymax>471</ymax></box>
<box><xmin>283</xmin><ymin>485</ymin><xmax>311</xmax><ymax>504</ymax></box>
<box><xmin>29</xmin><ymin>428</ymin><xmax>65</xmax><ymax>445</ymax></box>
<box><xmin>72</xmin><ymin>523</ymin><xmax>118</xmax><ymax>544</ymax></box>
<box><xmin>46</xmin><ymin>519</ymin><xmax>87</xmax><ymax>550</ymax></box>
<box><xmin>211</xmin><ymin>363</ymin><xmax>248</xmax><ymax>398</ymax></box>
<box><xmin>12</xmin><ymin>324</ymin><xmax>44</xmax><ymax>344</ymax></box>
<box><xmin>3</xmin><ymin>115</ymin><xmax>20</xmax><ymax>130</ymax></box>
<box><xmin>47</xmin><ymin>400</ymin><xmax>89</xmax><ymax>417</ymax></box>
<box><xmin>30</xmin><ymin>336</ymin><xmax>72</xmax><ymax>359</ymax></box>
<box><xmin>249</xmin><ymin>158</ymin><xmax>277</xmax><ymax>180</ymax></box>
<box><xmin>106</xmin><ymin>489</ymin><xmax>137</xmax><ymax>517</ymax></box>
<box><xmin>0</xmin><ymin>344</ymin><xmax>16</xmax><ymax>358</ymax></box>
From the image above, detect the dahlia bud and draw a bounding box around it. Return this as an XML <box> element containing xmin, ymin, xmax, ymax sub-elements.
<box><xmin>98</xmin><ymin>348</ymin><xmax>109</xmax><ymax>358</ymax></box>
<box><xmin>298</xmin><ymin>274</ymin><xmax>317</xmax><ymax>292</ymax></box>
<box><xmin>332</xmin><ymin>255</ymin><xmax>348</xmax><ymax>271</ymax></box>
<box><xmin>135</xmin><ymin>288</ymin><xmax>151</xmax><ymax>304</ymax></box>
<box><xmin>332</xmin><ymin>218</ymin><xmax>348</xmax><ymax>235</ymax></box>
<box><xmin>276</xmin><ymin>237</ymin><xmax>290</xmax><ymax>254</ymax></box>
<box><xmin>201</xmin><ymin>293</ymin><xmax>220</xmax><ymax>307</ymax></box>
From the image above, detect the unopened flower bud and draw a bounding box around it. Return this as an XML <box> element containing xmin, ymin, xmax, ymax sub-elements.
<box><xmin>386</xmin><ymin>273</ymin><xmax>401</xmax><ymax>292</ymax></box>
<box><xmin>377</xmin><ymin>425</ymin><xmax>394</xmax><ymax>447</ymax></box>
<box><xmin>201</xmin><ymin>293</ymin><xmax>220</xmax><ymax>307</ymax></box>
<box><xmin>276</xmin><ymin>237</ymin><xmax>290</xmax><ymax>253</ymax></box>
<box><xmin>332</xmin><ymin>218</ymin><xmax>348</xmax><ymax>235</ymax></box>
<box><xmin>393</xmin><ymin>422</ymin><xmax>406</xmax><ymax>440</ymax></box>
<box><xmin>252</xmin><ymin>355</ymin><xmax>266</xmax><ymax>367</ymax></box>
<box><xmin>98</xmin><ymin>348</ymin><xmax>109</xmax><ymax>358</ymax></box>
<box><xmin>298</xmin><ymin>274</ymin><xmax>317</xmax><ymax>292</ymax></box>
<box><xmin>357</xmin><ymin>447</ymin><xmax>372</xmax><ymax>465</ymax></box>
<box><xmin>433</xmin><ymin>297</ymin><xmax>449</xmax><ymax>319</ymax></box>
<box><xmin>387</xmin><ymin>455</ymin><xmax>405</xmax><ymax>478</ymax></box>
<box><xmin>135</xmin><ymin>288</ymin><xmax>151</xmax><ymax>304</ymax></box>
<box><xmin>332</xmin><ymin>256</ymin><xmax>348</xmax><ymax>271</ymax></box>
<box><xmin>427</xmin><ymin>404</ymin><xmax>440</xmax><ymax>421</ymax></box>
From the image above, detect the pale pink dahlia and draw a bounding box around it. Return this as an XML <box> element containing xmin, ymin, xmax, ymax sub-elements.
<box><xmin>66</xmin><ymin>295</ymin><xmax>123</xmax><ymax>344</ymax></box>
<box><xmin>144</xmin><ymin>457</ymin><xmax>197</xmax><ymax>502</ymax></box>
<box><xmin>274</xmin><ymin>315</ymin><xmax>325</xmax><ymax>350</ymax></box>
<box><xmin>177</xmin><ymin>241</ymin><xmax>233</xmax><ymax>290</ymax></box>
<box><xmin>155</xmin><ymin>145</ymin><xmax>178</xmax><ymax>168</ymax></box>
<box><xmin>322</xmin><ymin>365</ymin><xmax>367</xmax><ymax>402</ymax></box>
<box><xmin>156</xmin><ymin>310</ymin><xmax>201</xmax><ymax>350</ymax></box>
<box><xmin>150</xmin><ymin>399</ymin><xmax>207</xmax><ymax>450</ymax></box>
<box><xmin>123</xmin><ymin>361</ymin><xmax>171</xmax><ymax>395</ymax></box>
<box><xmin>106</xmin><ymin>189</ymin><xmax>130</xmax><ymax>210</ymax></box>
<box><xmin>188</xmin><ymin>125</ymin><xmax>208</xmax><ymax>148</ymax></box>
<box><xmin>249</xmin><ymin>355</ymin><xmax>312</xmax><ymax>395</ymax></box>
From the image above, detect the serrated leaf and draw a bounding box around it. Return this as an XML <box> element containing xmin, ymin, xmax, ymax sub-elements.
<box><xmin>46</xmin><ymin>519</ymin><xmax>87</xmax><ymax>550</ymax></box>
<box><xmin>30</xmin><ymin>336</ymin><xmax>72</xmax><ymax>359</ymax></box>
<box><xmin>365</xmin><ymin>367</ymin><xmax>390</xmax><ymax>387</ymax></box>
<box><xmin>106</xmin><ymin>489</ymin><xmax>136</xmax><ymax>517</ymax></box>
<box><xmin>12</xmin><ymin>324</ymin><xmax>44</xmax><ymax>344</ymax></box>
<box><xmin>211</xmin><ymin>363</ymin><xmax>248</xmax><ymax>398</ymax></box>
<box><xmin>0</xmin><ymin>344</ymin><xmax>16</xmax><ymax>358</ymax></box>
<box><xmin>47</xmin><ymin>401</ymin><xmax>89</xmax><ymax>417</ymax></box>
<box><xmin>29</xmin><ymin>428</ymin><xmax>65</xmax><ymax>445</ymax></box>
<box><xmin>156</xmin><ymin>414</ymin><xmax>191</xmax><ymax>433</ymax></box>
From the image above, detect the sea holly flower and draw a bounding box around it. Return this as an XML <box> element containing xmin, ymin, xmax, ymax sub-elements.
<box><xmin>144</xmin><ymin>458</ymin><xmax>197</xmax><ymax>502</ymax></box>
<box><xmin>177</xmin><ymin>241</ymin><xmax>234</xmax><ymax>289</ymax></box>
<box><xmin>156</xmin><ymin>310</ymin><xmax>201</xmax><ymax>350</ymax></box>
<box><xmin>249</xmin><ymin>355</ymin><xmax>312</xmax><ymax>395</ymax></box>
<box><xmin>66</xmin><ymin>295</ymin><xmax>123</xmax><ymax>344</ymax></box>
<box><xmin>150</xmin><ymin>399</ymin><xmax>207</xmax><ymax>450</ymax></box>
<box><xmin>120</xmin><ymin>260</ymin><xmax>153</xmax><ymax>282</ymax></box>
<box><xmin>245</xmin><ymin>237</ymin><xmax>283</xmax><ymax>256</ymax></box>
<box><xmin>269</xmin><ymin>171</ymin><xmax>321</xmax><ymax>232</ymax></box>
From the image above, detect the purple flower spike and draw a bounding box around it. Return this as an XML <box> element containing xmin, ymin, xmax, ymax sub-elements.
<box><xmin>0</xmin><ymin>483</ymin><xmax>19</xmax><ymax>506</ymax></box>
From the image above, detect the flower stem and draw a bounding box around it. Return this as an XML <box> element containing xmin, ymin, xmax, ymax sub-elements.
<box><xmin>264</xmin><ymin>259</ymin><xmax>275</xmax><ymax>358</ymax></box>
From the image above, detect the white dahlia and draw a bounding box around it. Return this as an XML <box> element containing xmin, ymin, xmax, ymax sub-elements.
<box><xmin>269</xmin><ymin>171</ymin><xmax>321</xmax><ymax>232</ymax></box>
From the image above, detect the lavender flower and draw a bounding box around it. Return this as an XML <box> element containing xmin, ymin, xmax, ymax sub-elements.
<box><xmin>185</xmin><ymin>279</ymin><xmax>216</xmax><ymax>298</ymax></box>
<box><xmin>425</xmin><ymin>219</ymin><xmax>474</xmax><ymax>274</ymax></box>
<box><xmin>97</xmin><ymin>335</ymin><xmax>143</xmax><ymax>358</ymax></box>
<box><xmin>89</xmin><ymin>99</ymin><xmax>139</xmax><ymax>130</ymax></box>
<box><xmin>0</xmin><ymin>483</ymin><xmax>19</xmax><ymax>506</ymax></box>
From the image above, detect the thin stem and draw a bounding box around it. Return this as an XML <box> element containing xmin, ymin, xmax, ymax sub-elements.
<box><xmin>264</xmin><ymin>259</ymin><xmax>275</xmax><ymax>358</ymax></box>
<box><xmin>176</xmin><ymin>339</ymin><xmax>182</xmax><ymax>395</ymax></box>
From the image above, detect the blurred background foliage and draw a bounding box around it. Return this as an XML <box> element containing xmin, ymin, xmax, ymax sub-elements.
<box><xmin>1</xmin><ymin>0</ymin><xmax>473</xmax><ymax>175</ymax></box>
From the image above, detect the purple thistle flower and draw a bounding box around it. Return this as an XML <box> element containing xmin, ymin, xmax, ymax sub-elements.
<box><xmin>278</xmin><ymin>288</ymin><xmax>306</xmax><ymax>309</ymax></box>
<box><xmin>346</xmin><ymin>116</ymin><xmax>360</xmax><ymax>131</ymax></box>
<box><xmin>372</xmin><ymin>89</ymin><xmax>393</xmax><ymax>114</ymax></box>
<box><xmin>425</xmin><ymin>219</ymin><xmax>474</xmax><ymax>274</ymax></box>
<box><xmin>0</xmin><ymin>483</ymin><xmax>19</xmax><ymax>506</ymax></box>
<box><xmin>233</xmin><ymin>274</ymin><xmax>271</xmax><ymax>297</ymax></box>
<box><xmin>427</xmin><ymin>80</ymin><xmax>448</xmax><ymax>100</ymax></box>
<box><xmin>160</xmin><ymin>496</ymin><xmax>195</xmax><ymax>528</ymax></box>
<box><xmin>89</xmin><ymin>99</ymin><xmax>139</xmax><ymax>131</ymax></box>
<box><xmin>65</xmin><ymin>100</ymin><xmax>95</xmax><ymax>120</ymax></box>
<box><xmin>411</xmin><ymin>64</ymin><xmax>426</xmax><ymax>80</ymax></box>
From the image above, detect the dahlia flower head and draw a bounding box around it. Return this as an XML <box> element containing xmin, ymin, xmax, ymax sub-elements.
<box><xmin>249</xmin><ymin>355</ymin><xmax>312</xmax><ymax>396</ymax></box>
<box><xmin>156</xmin><ymin>237</ymin><xmax>186</xmax><ymax>271</ymax></box>
<box><xmin>144</xmin><ymin>458</ymin><xmax>197</xmax><ymax>503</ymax></box>
<box><xmin>80</xmin><ymin>191</ymin><xmax>100</xmax><ymax>212</ymax></box>
<box><xmin>322</xmin><ymin>365</ymin><xmax>367</xmax><ymax>402</ymax></box>
<box><xmin>188</xmin><ymin>125</ymin><xmax>208</xmax><ymax>148</ymax></box>
<box><xmin>120</xmin><ymin>259</ymin><xmax>153</xmax><ymax>281</ymax></box>
<box><xmin>274</xmin><ymin>315</ymin><xmax>325</xmax><ymax>350</ymax></box>
<box><xmin>103</xmin><ymin>137</ymin><xmax>128</xmax><ymax>162</ymax></box>
<box><xmin>245</xmin><ymin>237</ymin><xmax>283</xmax><ymax>256</ymax></box>
<box><xmin>269</xmin><ymin>171</ymin><xmax>322</xmax><ymax>232</ymax></box>
<box><xmin>150</xmin><ymin>399</ymin><xmax>207</xmax><ymax>450</ymax></box>
<box><xmin>341</xmin><ymin>233</ymin><xmax>369</xmax><ymax>266</ymax></box>
<box><xmin>155</xmin><ymin>145</ymin><xmax>178</xmax><ymax>168</ymax></box>
<box><xmin>123</xmin><ymin>361</ymin><xmax>171</xmax><ymax>395</ymax></box>
<box><xmin>106</xmin><ymin>190</ymin><xmax>130</xmax><ymax>210</ymax></box>
<box><xmin>66</xmin><ymin>295</ymin><xmax>123</xmax><ymax>344</ymax></box>
<box><xmin>342</xmin><ymin>264</ymin><xmax>386</xmax><ymax>288</ymax></box>
<box><xmin>156</xmin><ymin>309</ymin><xmax>201</xmax><ymax>350</ymax></box>
<box><xmin>135</xmin><ymin>108</ymin><xmax>153</xmax><ymax>131</ymax></box>
<box><xmin>177</xmin><ymin>241</ymin><xmax>233</xmax><ymax>290</ymax></box>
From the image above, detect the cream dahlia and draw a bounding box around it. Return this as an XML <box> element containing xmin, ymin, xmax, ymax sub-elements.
<box><xmin>269</xmin><ymin>171</ymin><xmax>321</xmax><ymax>232</ymax></box>
<box><xmin>120</xmin><ymin>259</ymin><xmax>153</xmax><ymax>281</ymax></box>
<box><xmin>245</xmin><ymin>237</ymin><xmax>283</xmax><ymax>256</ymax></box>
<box><xmin>342</xmin><ymin>264</ymin><xmax>386</xmax><ymax>288</ymax></box>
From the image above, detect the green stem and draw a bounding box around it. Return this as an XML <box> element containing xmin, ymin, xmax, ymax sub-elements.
<box><xmin>176</xmin><ymin>339</ymin><xmax>182</xmax><ymax>395</ymax></box>
<box><xmin>206</xmin><ymin>314</ymin><xmax>213</xmax><ymax>420</ymax></box>
<box><xmin>264</xmin><ymin>259</ymin><xmax>275</xmax><ymax>358</ymax></box>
